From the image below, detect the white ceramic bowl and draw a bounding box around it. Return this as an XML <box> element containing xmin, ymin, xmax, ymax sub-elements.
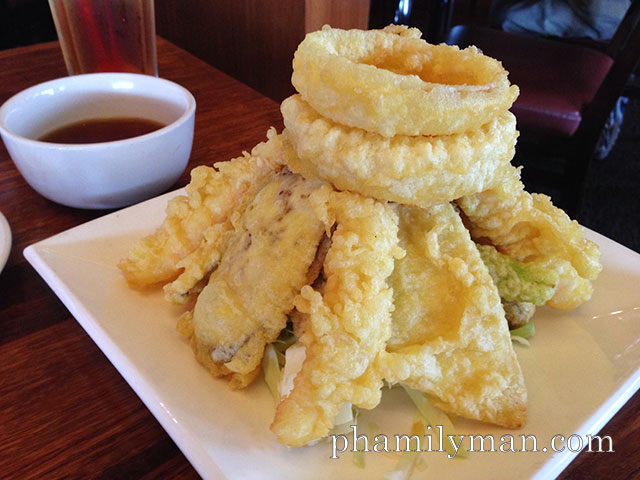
<box><xmin>0</xmin><ymin>73</ymin><xmax>195</xmax><ymax>209</ymax></box>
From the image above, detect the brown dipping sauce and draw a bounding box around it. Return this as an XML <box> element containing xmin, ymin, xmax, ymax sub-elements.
<box><xmin>40</xmin><ymin>117</ymin><xmax>165</xmax><ymax>144</ymax></box>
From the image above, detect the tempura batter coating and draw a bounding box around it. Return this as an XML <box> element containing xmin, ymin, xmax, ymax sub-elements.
<box><xmin>457</xmin><ymin>167</ymin><xmax>602</xmax><ymax>309</ymax></box>
<box><xmin>282</xmin><ymin>94</ymin><xmax>516</xmax><ymax>208</ymax></box>
<box><xmin>176</xmin><ymin>311</ymin><xmax>260</xmax><ymax>389</ymax></box>
<box><xmin>118</xmin><ymin>129</ymin><xmax>284</xmax><ymax>289</ymax></box>
<box><xmin>292</xmin><ymin>25</ymin><xmax>518</xmax><ymax>137</ymax></box>
<box><xmin>191</xmin><ymin>170</ymin><xmax>326</xmax><ymax>386</ymax></box>
<box><xmin>379</xmin><ymin>203</ymin><xmax>527</xmax><ymax>428</ymax></box>
<box><xmin>271</xmin><ymin>186</ymin><xmax>404</xmax><ymax>447</ymax></box>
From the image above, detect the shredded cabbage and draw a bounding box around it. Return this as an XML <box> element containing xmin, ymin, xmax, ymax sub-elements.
<box><xmin>351</xmin><ymin>409</ymin><xmax>365</xmax><ymax>468</ymax></box>
<box><xmin>333</xmin><ymin>402</ymin><xmax>354</xmax><ymax>426</ymax></box>
<box><xmin>279</xmin><ymin>343</ymin><xmax>306</xmax><ymax>398</ymax></box>
<box><xmin>511</xmin><ymin>335</ymin><xmax>531</xmax><ymax>347</ymax></box>
<box><xmin>273</xmin><ymin>326</ymin><xmax>297</xmax><ymax>366</ymax></box>
<box><xmin>327</xmin><ymin>405</ymin><xmax>363</xmax><ymax>467</ymax></box>
<box><xmin>402</xmin><ymin>384</ymin><xmax>469</xmax><ymax>459</ymax></box>
<box><xmin>383</xmin><ymin>416</ymin><xmax>425</xmax><ymax>480</ymax></box>
<box><xmin>262</xmin><ymin>344</ymin><xmax>281</xmax><ymax>406</ymax></box>
<box><xmin>510</xmin><ymin>320</ymin><xmax>535</xmax><ymax>339</ymax></box>
<box><xmin>478</xmin><ymin>244</ymin><xmax>557</xmax><ymax>305</ymax></box>
<box><xmin>353</xmin><ymin>449</ymin><xmax>365</xmax><ymax>469</ymax></box>
<box><xmin>328</xmin><ymin>404</ymin><xmax>357</xmax><ymax>436</ymax></box>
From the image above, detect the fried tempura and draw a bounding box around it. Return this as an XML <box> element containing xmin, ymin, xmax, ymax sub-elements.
<box><xmin>118</xmin><ymin>129</ymin><xmax>284</xmax><ymax>290</ymax></box>
<box><xmin>177</xmin><ymin>310</ymin><xmax>263</xmax><ymax>388</ymax></box>
<box><xmin>188</xmin><ymin>170</ymin><xmax>326</xmax><ymax>387</ymax></box>
<box><xmin>118</xmin><ymin>23</ymin><xmax>607</xmax><ymax>451</ymax></box>
<box><xmin>379</xmin><ymin>203</ymin><xmax>527</xmax><ymax>428</ymax></box>
<box><xmin>271</xmin><ymin>186</ymin><xmax>404</xmax><ymax>447</ymax></box>
<box><xmin>457</xmin><ymin>166</ymin><xmax>602</xmax><ymax>309</ymax></box>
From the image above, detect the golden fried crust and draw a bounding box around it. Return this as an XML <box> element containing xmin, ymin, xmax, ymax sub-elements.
<box><xmin>379</xmin><ymin>203</ymin><xmax>527</xmax><ymax>428</ymax></box>
<box><xmin>282</xmin><ymin>95</ymin><xmax>516</xmax><ymax>208</ymax></box>
<box><xmin>191</xmin><ymin>171</ymin><xmax>326</xmax><ymax>380</ymax></box>
<box><xmin>118</xmin><ymin>129</ymin><xmax>284</xmax><ymax>289</ymax></box>
<box><xmin>176</xmin><ymin>311</ymin><xmax>258</xmax><ymax>388</ymax></box>
<box><xmin>457</xmin><ymin>166</ymin><xmax>602</xmax><ymax>309</ymax></box>
<box><xmin>271</xmin><ymin>186</ymin><xmax>404</xmax><ymax>447</ymax></box>
<box><xmin>292</xmin><ymin>25</ymin><xmax>518</xmax><ymax>137</ymax></box>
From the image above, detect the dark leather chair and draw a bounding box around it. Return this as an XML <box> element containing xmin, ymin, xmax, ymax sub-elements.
<box><xmin>0</xmin><ymin>0</ymin><xmax>57</xmax><ymax>49</ymax></box>
<box><xmin>445</xmin><ymin>1</ymin><xmax>640</xmax><ymax>217</ymax></box>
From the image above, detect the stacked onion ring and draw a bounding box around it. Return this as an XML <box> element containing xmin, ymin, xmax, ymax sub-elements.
<box><xmin>283</xmin><ymin>25</ymin><xmax>521</xmax><ymax>208</ymax></box>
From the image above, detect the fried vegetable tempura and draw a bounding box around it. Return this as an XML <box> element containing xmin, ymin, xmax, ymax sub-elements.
<box><xmin>477</xmin><ymin>244</ymin><xmax>558</xmax><ymax>305</ymax></box>
<box><xmin>457</xmin><ymin>166</ymin><xmax>602</xmax><ymax>309</ymax></box>
<box><xmin>119</xmin><ymin>24</ymin><xmax>605</xmax><ymax>450</ymax></box>
<box><xmin>271</xmin><ymin>186</ymin><xmax>404</xmax><ymax>447</ymax></box>
<box><xmin>186</xmin><ymin>170</ymin><xmax>326</xmax><ymax>388</ymax></box>
<box><xmin>118</xmin><ymin>129</ymin><xmax>284</xmax><ymax>290</ymax></box>
<box><xmin>379</xmin><ymin>203</ymin><xmax>527</xmax><ymax>428</ymax></box>
<box><xmin>281</xmin><ymin>94</ymin><xmax>516</xmax><ymax>208</ymax></box>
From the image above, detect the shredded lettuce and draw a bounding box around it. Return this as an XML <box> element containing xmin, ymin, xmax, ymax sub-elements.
<box><xmin>328</xmin><ymin>404</ymin><xmax>357</xmax><ymax>436</ymax></box>
<box><xmin>353</xmin><ymin>448</ymin><xmax>366</xmax><ymax>469</ymax></box>
<box><xmin>477</xmin><ymin>244</ymin><xmax>558</xmax><ymax>305</ymax></box>
<box><xmin>272</xmin><ymin>326</ymin><xmax>297</xmax><ymax>366</ymax></box>
<box><xmin>279</xmin><ymin>343</ymin><xmax>306</xmax><ymax>398</ymax></box>
<box><xmin>327</xmin><ymin>405</ymin><xmax>364</xmax><ymax>467</ymax></box>
<box><xmin>402</xmin><ymin>384</ymin><xmax>469</xmax><ymax>459</ymax></box>
<box><xmin>510</xmin><ymin>320</ymin><xmax>535</xmax><ymax>339</ymax></box>
<box><xmin>383</xmin><ymin>416</ymin><xmax>425</xmax><ymax>480</ymax></box>
<box><xmin>262</xmin><ymin>344</ymin><xmax>281</xmax><ymax>406</ymax></box>
<box><xmin>351</xmin><ymin>409</ymin><xmax>364</xmax><ymax>468</ymax></box>
<box><xmin>333</xmin><ymin>402</ymin><xmax>355</xmax><ymax>426</ymax></box>
<box><xmin>511</xmin><ymin>335</ymin><xmax>531</xmax><ymax>347</ymax></box>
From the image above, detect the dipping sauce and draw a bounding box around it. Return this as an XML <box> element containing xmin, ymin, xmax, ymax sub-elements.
<box><xmin>40</xmin><ymin>117</ymin><xmax>165</xmax><ymax>144</ymax></box>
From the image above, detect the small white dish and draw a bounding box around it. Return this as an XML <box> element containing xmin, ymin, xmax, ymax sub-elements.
<box><xmin>23</xmin><ymin>192</ymin><xmax>640</xmax><ymax>480</ymax></box>
<box><xmin>0</xmin><ymin>73</ymin><xmax>195</xmax><ymax>209</ymax></box>
<box><xmin>0</xmin><ymin>211</ymin><xmax>11</xmax><ymax>273</ymax></box>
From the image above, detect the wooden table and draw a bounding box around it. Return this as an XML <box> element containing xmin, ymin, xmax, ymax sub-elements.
<box><xmin>0</xmin><ymin>39</ymin><xmax>638</xmax><ymax>479</ymax></box>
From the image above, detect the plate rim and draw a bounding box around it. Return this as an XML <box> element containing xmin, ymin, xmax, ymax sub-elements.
<box><xmin>0</xmin><ymin>211</ymin><xmax>12</xmax><ymax>273</ymax></box>
<box><xmin>23</xmin><ymin>242</ymin><xmax>223</xmax><ymax>479</ymax></box>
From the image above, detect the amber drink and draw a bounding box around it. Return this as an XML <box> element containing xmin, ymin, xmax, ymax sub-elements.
<box><xmin>49</xmin><ymin>0</ymin><xmax>157</xmax><ymax>76</ymax></box>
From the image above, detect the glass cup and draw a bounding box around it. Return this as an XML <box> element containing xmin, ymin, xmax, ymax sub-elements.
<box><xmin>48</xmin><ymin>0</ymin><xmax>158</xmax><ymax>76</ymax></box>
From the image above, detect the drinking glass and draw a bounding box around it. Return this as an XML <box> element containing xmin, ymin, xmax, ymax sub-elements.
<box><xmin>48</xmin><ymin>0</ymin><xmax>158</xmax><ymax>76</ymax></box>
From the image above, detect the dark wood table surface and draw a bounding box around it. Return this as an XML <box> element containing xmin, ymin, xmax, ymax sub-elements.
<box><xmin>0</xmin><ymin>39</ymin><xmax>638</xmax><ymax>480</ymax></box>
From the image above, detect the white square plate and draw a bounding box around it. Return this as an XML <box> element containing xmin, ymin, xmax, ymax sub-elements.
<box><xmin>0</xmin><ymin>211</ymin><xmax>11</xmax><ymax>273</ymax></box>
<box><xmin>24</xmin><ymin>190</ymin><xmax>640</xmax><ymax>480</ymax></box>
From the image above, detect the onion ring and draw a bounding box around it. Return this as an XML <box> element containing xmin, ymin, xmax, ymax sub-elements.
<box><xmin>292</xmin><ymin>25</ymin><xmax>519</xmax><ymax>137</ymax></box>
<box><xmin>282</xmin><ymin>94</ymin><xmax>518</xmax><ymax>208</ymax></box>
